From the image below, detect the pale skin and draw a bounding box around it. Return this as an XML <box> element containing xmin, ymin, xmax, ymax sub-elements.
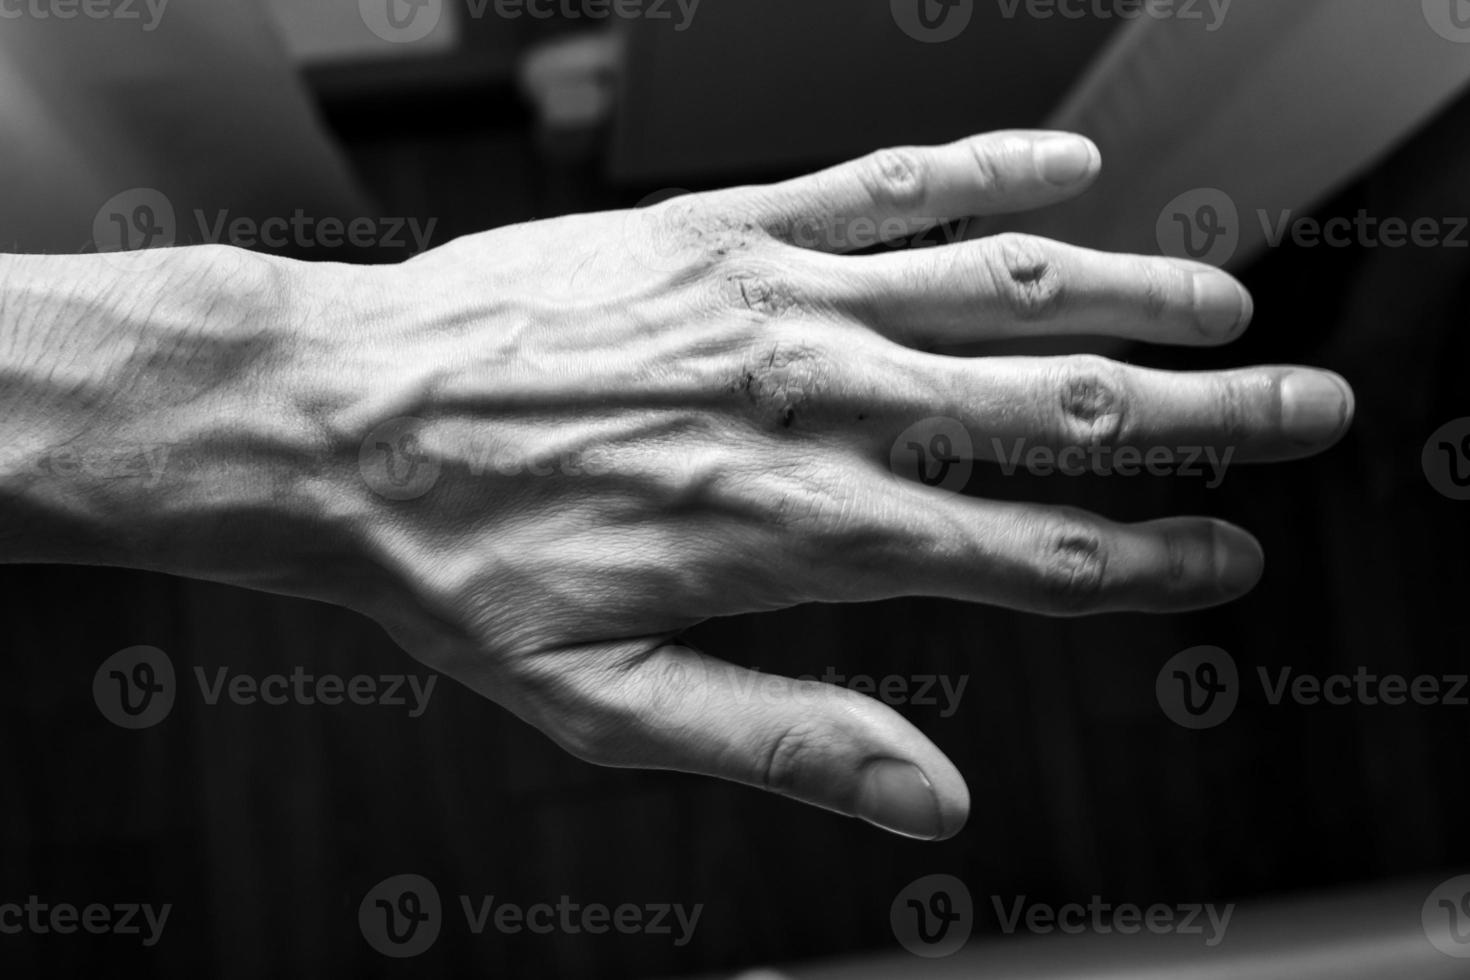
<box><xmin>0</xmin><ymin>131</ymin><xmax>1353</xmax><ymax>840</ymax></box>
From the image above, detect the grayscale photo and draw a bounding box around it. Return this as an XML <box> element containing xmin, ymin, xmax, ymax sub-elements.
<box><xmin>1</xmin><ymin>1</ymin><xmax>1468</xmax><ymax>977</ymax></box>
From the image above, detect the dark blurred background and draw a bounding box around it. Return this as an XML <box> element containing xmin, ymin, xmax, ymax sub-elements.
<box><xmin>2</xmin><ymin>1</ymin><xmax>1470</xmax><ymax>977</ymax></box>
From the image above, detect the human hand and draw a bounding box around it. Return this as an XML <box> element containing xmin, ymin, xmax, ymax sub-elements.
<box><xmin>12</xmin><ymin>131</ymin><xmax>1352</xmax><ymax>839</ymax></box>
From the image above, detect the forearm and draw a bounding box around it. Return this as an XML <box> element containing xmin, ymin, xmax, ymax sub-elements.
<box><xmin>0</xmin><ymin>247</ymin><xmax>349</xmax><ymax>580</ymax></box>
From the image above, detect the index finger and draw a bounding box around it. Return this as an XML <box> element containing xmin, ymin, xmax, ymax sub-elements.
<box><xmin>729</xmin><ymin>130</ymin><xmax>1102</xmax><ymax>254</ymax></box>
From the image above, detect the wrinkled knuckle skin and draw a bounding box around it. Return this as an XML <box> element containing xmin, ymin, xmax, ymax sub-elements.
<box><xmin>985</xmin><ymin>234</ymin><xmax>1064</xmax><ymax>322</ymax></box>
<box><xmin>1139</xmin><ymin>258</ymin><xmax>1185</xmax><ymax>324</ymax></box>
<box><xmin>731</xmin><ymin>341</ymin><xmax>830</xmax><ymax>430</ymax></box>
<box><xmin>1055</xmin><ymin>354</ymin><xmax>1129</xmax><ymax>449</ymax></box>
<box><xmin>720</xmin><ymin>267</ymin><xmax>802</xmax><ymax>319</ymax></box>
<box><xmin>655</xmin><ymin>201</ymin><xmax>764</xmax><ymax>271</ymax></box>
<box><xmin>964</xmin><ymin>138</ymin><xmax>1006</xmax><ymax>197</ymax></box>
<box><xmin>1214</xmin><ymin>372</ymin><xmax>1263</xmax><ymax>447</ymax></box>
<box><xmin>1031</xmin><ymin>513</ymin><xmax>1109</xmax><ymax>615</ymax></box>
<box><xmin>859</xmin><ymin>148</ymin><xmax>928</xmax><ymax>212</ymax></box>
<box><xmin>758</xmin><ymin>722</ymin><xmax>827</xmax><ymax>795</ymax></box>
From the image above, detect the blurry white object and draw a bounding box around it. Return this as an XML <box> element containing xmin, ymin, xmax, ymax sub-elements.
<box><xmin>0</xmin><ymin>0</ymin><xmax>368</xmax><ymax>254</ymax></box>
<box><xmin>676</xmin><ymin>876</ymin><xmax>1467</xmax><ymax>979</ymax></box>
<box><xmin>999</xmin><ymin>0</ymin><xmax>1470</xmax><ymax>269</ymax></box>
<box><xmin>519</xmin><ymin>31</ymin><xmax>624</xmax><ymax>129</ymax></box>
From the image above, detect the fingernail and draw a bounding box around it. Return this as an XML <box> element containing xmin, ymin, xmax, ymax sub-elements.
<box><xmin>1282</xmin><ymin>370</ymin><xmax>1353</xmax><ymax>446</ymax></box>
<box><xmin>1193</xmin><ymin>271</ymin><xmax>1253</xmax><ymax>339</ymax></box>
<box><xmin>1036</xmin><ymin>136</ymin><xmax>1097</xmax><ymax>186</ymax></box>
<box><xmin>855</xmin><ymin>759</ymin><xmax>943</xmax><ymax>840</ymax></box>
<box><xmin>1211</xmin><ymin>522</ymin><xmax>1264</xmax><ymax>596</ymax></box>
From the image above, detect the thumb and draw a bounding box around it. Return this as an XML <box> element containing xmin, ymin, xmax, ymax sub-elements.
<box><xmin>521</xmin><ymin>641</ymin><xmax>971</xmax><ymax>841</ymax></box>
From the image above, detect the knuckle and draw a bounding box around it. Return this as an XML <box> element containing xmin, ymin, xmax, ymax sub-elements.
<box><xmin>964</xmin><ymin>137</ymin><xmax>1008</xmax><ymax>197</ymax></box>
<box><xmin>1137</xmin><ymin>258</ymin><xmax>1185</xmax><ymax>322</ymax></box>
<box><xmin>720</xmin><ymin>266</ymin><xmax>802</xmax><ymax>318</ymax></box>
<box><xmin>658</xmin><ymin>201</ymin><xmax>763</xmax><ymax>268</ymax></box>
<box><xmin>1031</xmin><ymin>511</ymin><xmax>1110</xmax><ymax>615</ymax></box>
<box><xmin>984</xmin><ymin>233</ymin><xmax>1065</xmax><ymax>321</ymax></box>
<box><xmin>858</xmin><ymin>148</ymin><xmax>928</xmax><ymax>212</ymax></box>
<box><xmin>758</xmin><ymin>721</ymin><xmax>828</xmax><ymax>795</ymax></box>
<box><xmin>731</xmin><ymin>341</ymin><xmax>831</xmax><ymax>430</ymax></box>
<box><xmin>1213</xmin><ymin>371</ymin><xmax>1265</xmax><ymax>445</ymax></box>
<box><xmin>1053</xmin><ymin>354</ymin><xmax>1129</xmax><ymax>448</ymax></box>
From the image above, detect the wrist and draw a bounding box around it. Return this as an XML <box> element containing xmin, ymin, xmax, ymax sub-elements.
<box><xmin>0</xmin><ymin>246</ymin><xmax>325</xmax><ymax>576</ymax></box>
